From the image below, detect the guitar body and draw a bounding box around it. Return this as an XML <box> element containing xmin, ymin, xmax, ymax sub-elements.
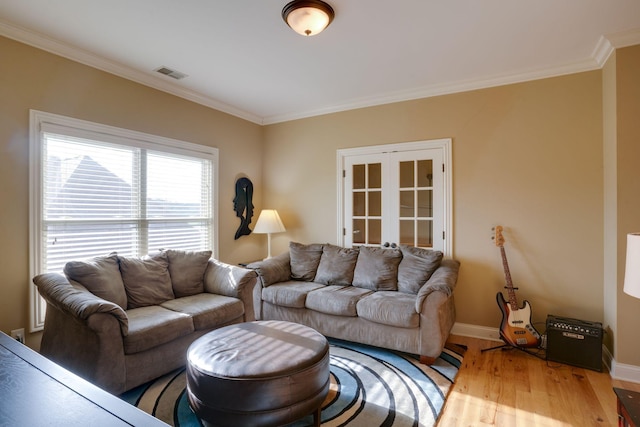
<box><xmin>496</xmin><ymin>292</ymin><xmax>541</xmax><ymax>348</ymax></box>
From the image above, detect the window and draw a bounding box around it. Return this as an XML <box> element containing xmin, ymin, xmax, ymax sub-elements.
<box><xmin>29</xmin><ymin>110</ymin><xmax>218</xmax><ymax>330</ymax></box>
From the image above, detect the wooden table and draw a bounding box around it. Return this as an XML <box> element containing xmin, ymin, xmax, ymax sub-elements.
<box><xmin>0</xmin><ymin>332</ymin><xmax>167</xmax><ymax>426</ymax></box>
<box><xmin>615</xmin><ymin>387</ymin><xmax>640</xmax><ymax>427</ymax></box>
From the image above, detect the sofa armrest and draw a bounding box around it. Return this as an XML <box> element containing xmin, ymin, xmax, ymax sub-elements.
<box><xmin>203</xmin><ymin>259</ymin><xmax>258</xmax><ymax>321</ymax></box>
<box><xmin>415</xmin><ymin>258</ymin><xmax>460</xmax><ymax>312</ymax></box>
<box><xmin>33</xmin><ymin>273</ymin><xmax>129</xmax><ymax>336</ymax></box>
<box><xmin>246</xmin><ymin>252</ymin><xmax>291</xmax><ymax>287</ymax></box>
<box><xmin>204</xmin><ymin>259</ymin><xmax>257</xmax><ymax>296</ymax></box>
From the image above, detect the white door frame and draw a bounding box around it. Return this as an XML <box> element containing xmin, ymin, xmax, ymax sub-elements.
<box><xmin>336</xmin><ymin>138</ymin><xmax>453</xmax><ymax>256</ymax></box>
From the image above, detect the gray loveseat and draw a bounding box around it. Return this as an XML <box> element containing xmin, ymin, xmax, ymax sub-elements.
<box><xmin>248</xmin><ymin>242</ymin><xmax>460</xmax><ymax>364</ymax></box>
<box><xmin>33</xmin><ymin>249</ymin><xmax>257</xmax><ymax>394</ymax></box>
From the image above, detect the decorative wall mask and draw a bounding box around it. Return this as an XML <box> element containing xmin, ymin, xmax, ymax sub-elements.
<box><xmin>233</xmin><ymin>177</ymin><xmax>254</xmax><ymax>240</ymax></box>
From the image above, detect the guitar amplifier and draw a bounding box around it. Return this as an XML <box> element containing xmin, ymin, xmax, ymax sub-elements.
<box><xmin>545</xmin><ymin>315</ymin><xmax>603</xmax><ymax>372</ymax></box>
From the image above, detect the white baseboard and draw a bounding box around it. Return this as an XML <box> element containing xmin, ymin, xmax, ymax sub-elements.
<box><xmin>611</xmin><ymin>358</ymin><xmax>640</xmax><ymax>384</ymax></box>
<box><xmin>452</xmin><ymin>322</ymin><xmax>640</xmax><ymax>384</ymax></box>
<box><xmin>451</xmin><ymin>322</ymin><xmax>502</xmax><ymax>342</ymax></box>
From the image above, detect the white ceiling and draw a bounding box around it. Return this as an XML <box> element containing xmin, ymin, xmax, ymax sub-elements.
<box><xmin>1</xmin><ymin>1</ymin><xmax>639</xmax><ymax>125</ymax></box>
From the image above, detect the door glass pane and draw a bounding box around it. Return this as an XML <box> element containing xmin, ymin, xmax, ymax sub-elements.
<box><xmin>353</xmin><ymin>164</ymin><xmax>365</xmax><ymax>189</ymax></box>
<box><xmin>369</xmin><ymin>219</ymin><xmax>381</xmax><ymax>245</ymax></box>
<box><xmin>399</xmin><ymin>191</ymin><xmax>414</xmax><ymax>217</ymax></box>
<box><xmin>399</xmin><ymin>220</ymin><xmax>414</xmax><ymax>246</ymax></box>
<box><xmin>349</xmin><ymin>161</ymin><xmax>383</xmax><ymax>247</ymax></box>
<box><xmin>368</xmin><ymin>191</ymin><xmax>381</xmax><ymax>216</ymax></box>
<box><xmin>368</xmin><ymin>163</ymin><xmax>381</xmax><ymax>189</ymax></box>
<box><xmin>417</xmin><ymin>220</ymin><xmax>433</xmax><ymax>247</ymax></box>
<box><xmin>399</xmin><ymin>161</ymin><xmax>414</xmax><ymax>188</ymax></box>
<box><xmin>417</xmin><ymin>190</ymin><xmax>432</xmax><ymax>217</ymax></box>
<box><xmin>417</xmin><ymin>160</ymin><xmax>433</xmax><ymax>187</ymax></box>
<box><xmin>353</xmin><ymin>219</ymin><xmax>365</xmax><ymax>244</ymax></box>
<box><xmin>353</xmin><ymin>192</ymin><xmax>365</xmax><ymax>216</ymax></box>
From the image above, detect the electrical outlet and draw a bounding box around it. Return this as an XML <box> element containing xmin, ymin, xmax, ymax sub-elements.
<box><xmin>10</xmin><ymin>328</ymin><xmax>25</xmax><ymax>344</ymax></box>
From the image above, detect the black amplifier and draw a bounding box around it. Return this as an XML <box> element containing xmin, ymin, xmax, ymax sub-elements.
<box><xmin>545</xmin><ymin>315</ymin><xmax>603</xmax><ymax>372</ymax></box>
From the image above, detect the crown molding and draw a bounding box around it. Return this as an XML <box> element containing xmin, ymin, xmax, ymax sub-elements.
<box><xmin>592</xmin><ymin>35</ymin><xmax>615</xmax><ymax>68</ymax></box>
<box><xmin>2</xmin><ymin>18</ymin><xmax>639</xmax><ymax>126</ymax></box>
<box><xmin>607</xmin><ymin>27</ymin><xmax>640</xmax><ymax>48</ymax></box>
<box><xmin>0</xmin><ymin>19</ymin><xmax>263</xmax><ymax>125</ymax></box>
<box><xmin>593</xmin><ymin>28</ymin><xmax>640</xmax><ymax>67</ymax></box>
<box><xmin>263</xmin><ymin>56</ymin><xmax>601</xmax><ymax>124</ymax></box>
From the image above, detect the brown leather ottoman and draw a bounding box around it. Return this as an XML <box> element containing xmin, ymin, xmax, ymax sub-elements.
<box><xmin>186</xmin><ymin>320</ymin><xmax>330</xmax><ymax>427</ymax></box>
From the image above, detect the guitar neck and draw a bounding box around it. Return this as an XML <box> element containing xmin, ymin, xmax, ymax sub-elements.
<box><xmin>500</xmin><ymin>246</ymin><xmax>518</xmax><ymax>309</ymax></box>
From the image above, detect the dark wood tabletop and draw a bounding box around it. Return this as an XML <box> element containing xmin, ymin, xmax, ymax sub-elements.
<box><xmin>615</xmin><ymin>387</ymin><xmax>640</xmax><ymax>427</ymax></box>
<box><xmin>0</xmin><ymin>331</ymin><xmax>167</xmax><ymax>426</ymax></box>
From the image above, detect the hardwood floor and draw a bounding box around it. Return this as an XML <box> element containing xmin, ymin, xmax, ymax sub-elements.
<box><xmin>437</xmin><ymin>335</ymin><xmax>640</xmax><ymax>426</ymax></box>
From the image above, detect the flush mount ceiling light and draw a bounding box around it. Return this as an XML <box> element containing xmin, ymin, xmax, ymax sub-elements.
<box><xmin>282</xmin><ymin>0</ymin><xmax>335</xmax><ymax>36</ymax></box>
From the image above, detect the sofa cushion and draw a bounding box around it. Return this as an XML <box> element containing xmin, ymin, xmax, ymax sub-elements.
<box><xmin>352</xmin><ymin>246</ymin><xmax>402</xmax><ymax>291</ymax></box>
<box><xmin>166</xmin><ymin>249</ymin><xmax>212</xmax><ymax>297</ymax></box>
<box><xmin>161</xmin><ymin>294</ymin><xmax>244</xmax><ymax>330</ymax></box>
<box><xmin>63</xmin><ymin>253</ymin><xmax>128</xmax><ymax>310</ymax></box>
<box><xmin>305</xmin><ymin>285</ymin><xmax>373</xmax><ymax>316</ymax></box>
<box><xmin>397</xmin><ymin>246</ymin><xmax>444</xmax><ymax>294</ymax></box>
<box><xmin>289</xmin><ymin>242</ymin><xmax>324</xmax><ymax>281</ymax></box>
<box><xmin>124</xmin><ymin>306</ymin><xmax>194</xmax><ymax>354</ymax></box>
<box><xmin>356</xmin><ymin>291</ymin><xmax>419</xmax><ymax>328</ymax></box>
<box><xmin>313</xmin><ymin>244</ymin><xmax>359</xmax><ymax>286</ymax></box>
<box><xmin>118</xmin><ymin>252</ymin><xmax>175</xmax><ymax>309</ymax></box>
<box><xmin>261</xmin><ymin>281</ymin><xmax>325</xmax><ymax>308</ymax></box>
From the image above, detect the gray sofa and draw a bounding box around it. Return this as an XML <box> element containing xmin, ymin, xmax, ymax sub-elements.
<box><xmin>33</xmin><ymin>249</ymin><xmax>257</xmax><ymax>394</ymax></box>
<box><xmin>248</xmin><ymin>242</ymin><xmax>460</xmax><ymax>364</ymax></box>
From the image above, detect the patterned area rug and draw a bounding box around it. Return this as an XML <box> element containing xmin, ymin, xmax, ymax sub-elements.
<box><xmin>121</xmin><ymin>340</ymin><xmax>465</xmax><ymax>427</ymax></box>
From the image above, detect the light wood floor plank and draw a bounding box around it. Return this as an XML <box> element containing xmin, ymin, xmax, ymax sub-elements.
<box><xmin>437</xmin><ymin>335</ymin><xmax>640</xmax><ymax>426</ymax></box>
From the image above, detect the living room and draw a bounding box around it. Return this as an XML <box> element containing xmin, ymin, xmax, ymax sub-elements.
<box><xmin>1</xmin><ymin>1</ymin><xmax>640</xmax><ymax>426</ymax></box>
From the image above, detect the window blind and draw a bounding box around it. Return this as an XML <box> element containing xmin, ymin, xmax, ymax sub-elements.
<box><xmin>41</xmin><ymin>134</ymin><xmax>213</xmax><ymax>273</ymax></box>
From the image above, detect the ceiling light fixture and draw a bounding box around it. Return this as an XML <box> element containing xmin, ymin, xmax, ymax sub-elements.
<box><xmin>282</xmin><ymin>0</ymin><xmax>334</xmax><ymax>37</ymax></box>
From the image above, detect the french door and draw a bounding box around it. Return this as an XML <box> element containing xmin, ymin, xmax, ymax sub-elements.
<box><xmin>338</xmin><ymin>139</ymin><xmax>451</xmax><ymax>255</ymax></box>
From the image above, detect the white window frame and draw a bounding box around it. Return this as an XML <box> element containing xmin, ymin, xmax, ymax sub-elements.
<box><xmin>29</xmin><ymin>110</ymin><xmax>219</xmax><ymax>331</ymax></box>
<box><xmin>337</xmin><ymin>138</ymin><xmax>453</xmax><ymax>256</ymax></box>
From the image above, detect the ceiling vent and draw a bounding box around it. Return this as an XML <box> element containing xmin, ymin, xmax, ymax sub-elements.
<box><xmin>154</xmin><ymin>66</ymin><xmax>188</xmax><ymax>80</ymax></box>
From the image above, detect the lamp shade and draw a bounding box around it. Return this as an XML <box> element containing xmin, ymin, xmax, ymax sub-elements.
<box><xmin>282</xmin><ymin>0</ymin><xmax>334</xmax><ymax>36</ymax></box>
<box><xmin>624</xmin><ymin>233</ymin><xmax>640</xmax><ymax>299</ymax></box>
<box><xmin>253</xmin><ymin>210</ymin><xmax>286</xmax><ymax>234</ymax></box>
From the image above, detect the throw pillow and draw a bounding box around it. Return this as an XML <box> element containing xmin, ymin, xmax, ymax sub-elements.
<box><xmin>397</xmin><ymin>245</ymin><xmax>443</xmax><ymax>294</ymax></box>
<box><xmin>165</xmin><ymin>249</ymin><xmax>212</xmax><ymax>297</ymax></box>
<box><xmin>314</xmin><ymin>244</ymin><xmax>359</xmax><ymax>286</ymax></box>
<box><xmin>289</xmin><ymin>242</ymin><xmax>324</xmax><ymax>281</ymax></box>
<box><xmin>118</xmin><ymin>252</ymin><xmax>175</xmax><ymax>309</ymax></box>
<box><xmin>352</xmin><ymin>246</ymin><xmax>402</xmax><ymax>291</ymax></box>
<box><xmin>63</xmin><ymin>252</ymin><xmax>128</xmax><ymax>309</ymax></box>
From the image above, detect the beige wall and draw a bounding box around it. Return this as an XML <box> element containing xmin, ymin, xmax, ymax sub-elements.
<box><xmin>615</xmin><ymin>45</ymin><xmax>640</xmax><ymax>365</ymax></box>
<box><xmin>263</xmin><ymin>72</ymin><xmax>605</xmax><ymax>333</ymax></box>
<box><xmin>0</xmin><ymin>36</ymin><xmax>265</xmax><ymax>347</ymax></box>
<box><xmin>602</xmin><ymin>50</ymin><xmax>618</xmax><ymax>355</ymax></box>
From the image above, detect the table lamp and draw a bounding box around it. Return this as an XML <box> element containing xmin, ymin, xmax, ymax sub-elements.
<box><xmin>624</xmin><ymin>233</ymin><xmax>640</xmax><ymax>299</ymax></box>
<box><xmin>253</xmin><ymin>209</ymin><xmax>286</xmax><ymax>259</ymax></box>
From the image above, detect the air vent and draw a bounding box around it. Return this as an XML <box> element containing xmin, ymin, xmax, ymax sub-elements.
<box><xmin>154</xmin><ymin>66</ymin><xmax>188</xmax><ymax>80</ymax></box>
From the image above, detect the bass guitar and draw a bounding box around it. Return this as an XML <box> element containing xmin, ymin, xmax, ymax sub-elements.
<box><xmin>494</xmin><ymin>226</ymin><xmax>541</xmax><ymax>348</ymax></box>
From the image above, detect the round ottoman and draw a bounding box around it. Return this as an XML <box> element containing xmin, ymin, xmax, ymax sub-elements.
<box><xmin>186</xmin><ymin>320</ymin><xmax>330</xmax><ymax>427</ymax></box>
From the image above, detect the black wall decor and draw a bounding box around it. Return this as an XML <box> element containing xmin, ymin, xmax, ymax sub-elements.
<box><xmin>233</xmin><ymin>177</ymin><xmax>254</xmax><ymax>240</ymax></box>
